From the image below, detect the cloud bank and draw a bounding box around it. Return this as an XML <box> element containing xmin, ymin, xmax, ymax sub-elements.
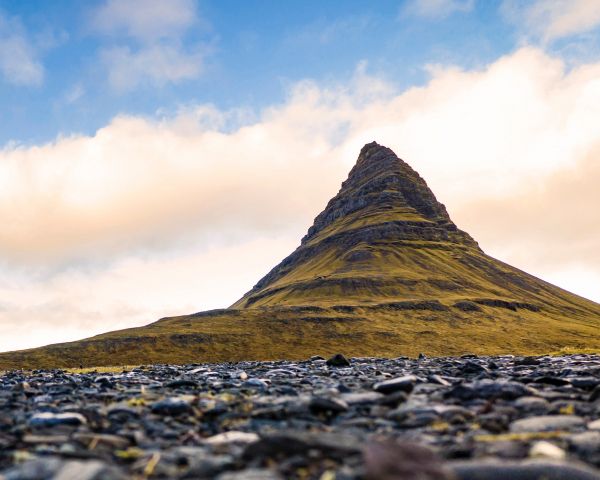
<box><xmin>1</xmin><ymin>47</ymin><xmax>600</xmax><ymax>351</ymax></box>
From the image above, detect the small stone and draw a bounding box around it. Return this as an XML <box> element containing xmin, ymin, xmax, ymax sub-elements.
<box><xmin>165</xmin><ymin>379</ymin><xmax>197</xmax><ymax>388</ymax></box>
<box><xmin>462</xmin><ymin>361</ymin><xmax>489</xmax><ymax>374</ymax></box>
<box><xmin>326</xmin><ymin>353</ymin><xmax>351</xmax><ymax>367</ymax></box>
<box><xmin>340</xmin><ymin>391</ymin><xmax>384</xmax><ymax>405</ymax></box>
<box><xmin>373</xmin><ymin>375</ymin><xmax>416</xmax><ymax>394</ymax></box>
<box><xmin>569</xmin><ymin>431</ymin><xmax>600</xmax><ymax>454</ymax></box>
<box><xmin>243</xmin><ymin>431</ymin><xmax>362</xmax><ymax>460</ymax></box>
<box><xmin>364</xmin><ymin>439</ymin><xmax>452</xmax><ymax>480</ymax></box>
<box><xmin>588</xmin><ymin>419</ymin><xmax>600</xmax><ymax>430</ymax></box>
<box><xmin>514</xmin><ymin>396</ymin><xmax>550</xmax><ymax>414</ymax></box>
<box><xmin>309</xmin><ymin>396</ymin><xmax>349</xmax><ymax>413</ymax></box>
<box><xmin>450</xmin><ymin>459</ymin><xmax>600</xmax><ymax>480</ymax></box>
<box><xmin>532</xmin><ymin>376</ymin><xmax>571</xmax><ymax>386</ymax></box>
<box><xmin>1</xmin><ymin>458</ymin><xmax>127</xmax><ymax>480</ymax></box>
<box><xmin>448</xmin><ymin>380</ymin><xmax>534</xmax><ymax>400</ymax></box>
<box><xmin>515</xmin><ymin>356</ymin><xmax>541</xmax><ymax>366</ymax></box>
<box><xmin>241</xmin><ymin>378</ymin><xmax>268</xmax><ymax>390</ymax></box>
<box><xmin>150</xmin><ymin>397</ymin><xmax>192</xmax><ymax>416</ymax></box>
<box><xmin>569</xmin><ymin>377</ymin><xmax>599</xmax><ymax>390</ymax></box>
<box><xmin>510</xmin><ymin>415</ymin><xmax>585</xmax><ymax>433</ymax></box>
<box><xmin>29</xmin><ymin>412</ymin><xmax>87</xmax><ymax>428</ymax></box>
<box><xmin>589</xmin><ymin>385</ymin><xmax>600</xmax><ymax>402</ymax></box>
<box><xmin>203</xmin><ymin>431</ymin><xmax>259</xmax><ymax>445</ymax></box>
<box><xmin>217</xmin><ymin>469</ymin><xmax>282</xmax><ymax>480</ymax></box>
<box><xmin>529</xmin><ymin>441</ymin><xmax>566</xmax><ymax>460</ymax></box>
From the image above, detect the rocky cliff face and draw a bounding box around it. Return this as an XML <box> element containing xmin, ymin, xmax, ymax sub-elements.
<box><xmin>302</xmin><ymin>142</ymin><xmax>471</xmax><ymax>244</ymax></box>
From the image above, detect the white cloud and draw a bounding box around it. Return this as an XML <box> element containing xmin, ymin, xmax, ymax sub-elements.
<box><xmin>285</xmin><ymin>15</ymin><xmax>373</xmax><ymax>46</ymax></box>
<box><xmin>503</xmin><ymin>0</ymin><xmax>600</xmax><ymax>42</ymax></box>
<box><xmin>63</xmin><ymin>83</ymin><xmax>85</xmax><ymax>104</ymax></box>
<box><xmin>1</xmin><ymin>47</ymin><xmax>600</xmax><ymax>351</ymax></box>
<box><xmin>0</xmin><ymin>12</ymin><xmax>43</xmax><ymax>86</ymax></box>
<box><xmin>101</xmin><ymin>45</ymin><xmax>204</xmax><ymax>90</ymax></box>
<box><xmin>91</xmin><ymin>0</ymin><xmax>197</xmax><ymax>43</ymax></box>
<box><xmin>401</xmin><ymin>0</ymin><xmax>475</xmax><ymax>19</ymax></box>
<box><xmin>90</xmin><ymin>0</ymin><xmax>208</xmax><ymax>91</ymax></box>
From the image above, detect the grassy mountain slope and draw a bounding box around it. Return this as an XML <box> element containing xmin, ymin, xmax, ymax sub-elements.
<box><xmin>1</xmin><ymin>142</ymin><xmax>599</xmax><ymax>369</ymax></box>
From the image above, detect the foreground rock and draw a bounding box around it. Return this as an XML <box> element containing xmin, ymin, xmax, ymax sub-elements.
<box><xmin>1</xmin><ymin>354</ymin><xmax>600</xmax><ymax>479</ymax></box>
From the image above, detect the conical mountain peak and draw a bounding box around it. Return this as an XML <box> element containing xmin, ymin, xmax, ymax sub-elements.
<box><xmin>302</xmin><ymin>142</ymin><xmax>457</xmax><ymax>244</ymax></box>
<box><xmin>233</xmin><ymin>143</ymin><xmax>479</xmax><ymax>308</ymax></box>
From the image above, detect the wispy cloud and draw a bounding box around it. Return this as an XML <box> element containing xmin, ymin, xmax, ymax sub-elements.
<box><xmin>401</xmin><ymin>0</ymin><xmax>475</xmax><ymax>20</ymax></box>
<box><xmin>0</xmin><ymin>11</ymin><xmax>43</xmax><ymax>86</ymax></box>
<box><xmin>285</xmin><ymin>15</ymin><xmax>374</xmax><ymax>46</ymax></box>
<box><xmin>90</xmin><ymin>0</ymin><xmax>208</xmax><ymax>91</ymax></box>
<box><xmin>63</xmin><ymin>83</ymin><xmax>85</xmax><ymax>104</ymax></box>
<box><xmin>100</xmin><ymin>44</ymin><xmax>204</xmax><ymax>91</ymax></box>
<box><xmin>503</xmin><ymin>0</ymin><xmax>600</xmax><ymax>43</ymax></box>
<box><xmin>91</xmin><ymin>0</ymin><xmax>197</xmax><ymax>42</ymax></box>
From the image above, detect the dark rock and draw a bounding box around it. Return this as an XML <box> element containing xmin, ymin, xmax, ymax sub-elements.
<box><xmin>29</xmin><ymin>412</ymin><xmax>87</xmax><ymax>428</ymax></box>
<box><xmin>515</xmin><ymin>357</ymin><xmax>541</xmax><ymax>366</ymax></box>
<box><xmin>589</xmin><ymin>385</ymin><xmax>600</xmax><ymax>402</ymax></box>
<box><xmin>532</xmin><ymin>376</ymin><xmax>571</xmax><ymax>387</ymax></box>
<box><xmin>364</xmin><ymin>439</ymin><xmax>452</xmax><ymax>480</ymax></box>
<box><xmin>165</xmin><ymin>379</ymin><xmax>197</xmax><ymax>388</ymax></box>
<box><xmin>309</xmin><ymin>396</ymin><xmax>349</xmax><ymax>414</ymax></box>
<box><xmin>326</xmin><ymin>353</ymin><xmax>351</xmax><ymax>367</ymax></box>
<box><xmin>450</xmin><ymin>459</ymin><xmax>600</xmax><ymax>480</ymax></box>
<box><xmin>447</xmin><ymin>380</ymin><xmax>534</xmax><ymax>400</ymax></box>
<box><xmin>373</xmin><ymin>375</ymin><xmax>416</xmax><ymax>394</ymax></box>
<box><xmin>150</xmin><ymin>397</ymin><xmax>192</xmax><ymax>416</ymax></box>
<box><xmin>243</xmin><ymin>431</ymin><xmax>362</xmax><ymax>460</ymax></box>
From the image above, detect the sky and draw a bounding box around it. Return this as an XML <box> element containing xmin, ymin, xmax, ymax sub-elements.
<box><xmin>1</xmin><ymin>0</ymin><xmax>600</xmax><ymax>352</ymax></box>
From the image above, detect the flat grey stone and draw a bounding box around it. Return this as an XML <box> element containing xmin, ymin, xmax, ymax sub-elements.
<box><xmin>510</xmin><ymin>415</ymin><xmax>585</xmax><ymax>433</ymax></box>
<box><xmin>450</xmin><ymin>459</ymin><xmax>600</xmax><ymax>480</ymax></box>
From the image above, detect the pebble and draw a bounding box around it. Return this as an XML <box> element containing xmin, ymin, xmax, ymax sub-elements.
<box><xmin>0</xmin><ymin>354</ymin><xmax>599</xmax><ymax>479</ymax></box>
<box><xmin>529</xmin><ymin>441</ymin><xmax>566</xmax><ymax>460</ymax></box>
<box><xmin>326</xmin><ymin>353</ymin><xmax>351</xmax><ymax>367</ymax></box>
<box><xmin>450</xmin><ymin>459</ymin><xmax>600</xmax><ymax>480</ymax></box>
<box><xmin>150</xmin><ymin>397</ymin><xmax>192</xmax><ymax>416</ymax></box>
<box><xmin>373</xmin><ymin>375</ymin><xmax>416</xmax><ymax>394</ymax></box>
<box><xmin>28</xmin><ymin>412</ymin><xmax>87</xmax><ymax>428</ymax></box>
<box><xmin>510</xmin><ymin>415</ymin><xmax>586</xmax><ymax>433</ymax></box>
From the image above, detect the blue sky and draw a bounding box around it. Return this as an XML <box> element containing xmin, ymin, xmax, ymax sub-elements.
<box><xmin>1</xmin><ymin>0</ymin><xmax>527</xmax><ymax>145</ymax></box>
<box><xmin>2</xmin><ymin>0</ymin><xmax>600</xmax><ymax>352</ymax></box>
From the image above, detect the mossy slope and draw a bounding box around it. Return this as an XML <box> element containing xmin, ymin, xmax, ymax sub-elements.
<box><xmin>1</xmin><ymin>142</ymin><xmax>599</xmax><ymax>369</ymax></box>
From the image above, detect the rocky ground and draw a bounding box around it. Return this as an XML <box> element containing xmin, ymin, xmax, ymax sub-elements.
<box><xmin>1</xmin><ymin>354</ymin><xmax>600</xmax><ymax>479</ymax></box>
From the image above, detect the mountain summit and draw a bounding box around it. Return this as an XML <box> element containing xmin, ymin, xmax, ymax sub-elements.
<box><xmin>1</xmin><ymin>143</ymin><xmax>599</xmax><ymax>368</ymax></box>
<box><xmin>234</xmin><ymin>142</ymin><xmax>479</xmax><ymax>308</ymax></box>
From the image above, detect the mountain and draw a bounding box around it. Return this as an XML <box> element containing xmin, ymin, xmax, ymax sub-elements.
<box><xmin>1</xmin><ymin>143</ymin><xmax>599</xmax><ymax>369</ymax></box>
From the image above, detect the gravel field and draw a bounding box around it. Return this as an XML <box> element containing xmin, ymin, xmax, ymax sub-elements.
<box><xmin>1</xmin><ymin>354</ymin><xmax>600</xmax><ymax>479</ymax></box>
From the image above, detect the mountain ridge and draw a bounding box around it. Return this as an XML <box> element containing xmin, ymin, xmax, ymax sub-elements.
<box><xmin>1</xmin><ymin>142</ymin><xmax>599</xmax><ymax>369</ymax></box>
